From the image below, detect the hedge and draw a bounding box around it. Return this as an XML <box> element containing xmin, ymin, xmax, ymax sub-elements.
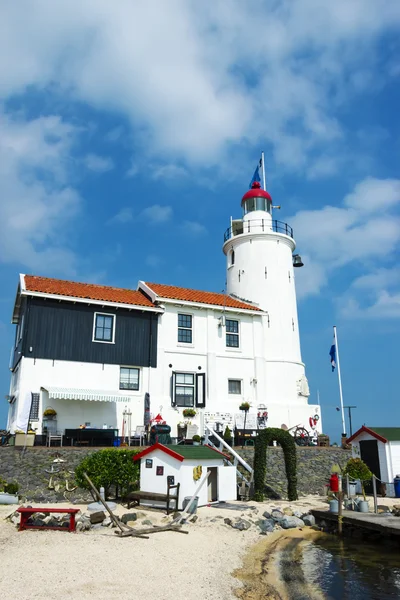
<box><xmin>253</xmin><ymin>427</ymin><xmax>298</xmax><ymax>502</ymax></box>
<box><xmin>75</xmin><ymin>448</ymin><xmax>141</xmax><ymax>499</ymax></box>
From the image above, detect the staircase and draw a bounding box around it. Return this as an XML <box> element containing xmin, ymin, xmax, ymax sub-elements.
<box><xmin>204</xmin><ymin>424</ymin><xmax>254</xmax><ymax>499</ymax></box>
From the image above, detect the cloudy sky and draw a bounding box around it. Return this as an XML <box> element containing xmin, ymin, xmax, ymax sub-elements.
<box><xmin>1</xmin><ymin>1</ymin><xmax>399</xmax><ymax>440</ymax></box>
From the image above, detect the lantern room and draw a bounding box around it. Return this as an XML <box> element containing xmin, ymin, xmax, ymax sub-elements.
<box><xmin>241</xmin><ymin>181</ymin><xmax>272</xmax><ymax>218</ymax></box>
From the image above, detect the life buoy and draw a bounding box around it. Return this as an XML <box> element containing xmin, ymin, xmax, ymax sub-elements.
<box><xmin>309</xmin><ymin>414</ymin><xmax>319</xmax><ymax>429</ymax></box>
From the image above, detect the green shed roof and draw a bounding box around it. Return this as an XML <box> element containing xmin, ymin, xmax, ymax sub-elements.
<box><xmin>370</xmin><ymin>428</ymin><xmax>400</xmax><ymax>442</ymax></box>
<box><xmin>167</xmin><ymin>445</ymin><xmax>228</xmax><ymax>460</ymax></box>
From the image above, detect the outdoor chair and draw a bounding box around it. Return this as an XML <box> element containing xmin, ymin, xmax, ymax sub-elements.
<box><xmin>131</xmin><ymin>426</ymin><xmax>146</xmax><ymax>446</ymax></box>
<box><xmin>47</xmin><ymin>431</ymin><xmax>63</xmax><ymax>447</ymax></box>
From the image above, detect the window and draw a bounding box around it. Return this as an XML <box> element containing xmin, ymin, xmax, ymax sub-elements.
<box><xmin>228</xmin><ymin>379</ymin><xmax>242</xmax><ymax>394</ymax></box>
<box><xmin>178</xmin><ymin>313</ymin><xmax>192</xmax><ymax>344</ymax></box>
<box><xmin>230</xmin><ymin>249</ymin><xmax>235</xmax><ymax>266</ymax></box>
<box><xmin>226</xmin><ymin>319</ymin><xmax>239</xmax><ymax>348</ymax></box>
<box><xmin>93</xmin><ymin>313</ymin><xmax>115</xmax><ymax>343</ymax></box>
<box><xmin>120</xmin><ymin>367</ymin><xmax>140</xmax><ymax>391</ymax></box>
<box><xmin>174</xmin><ymin>373</ymin><xmax>195</xmax><ymax>407</ymax></box>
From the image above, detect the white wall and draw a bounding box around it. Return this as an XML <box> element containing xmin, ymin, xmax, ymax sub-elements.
<box><xmin>138</xmin><ymin>449</ymin><xmax>232</xmax><ymax>508</ymax></box>
<box><xmin>388</xmin><ymin>442</ymin><xmax>400</xmax><ymax>481</ymax></box>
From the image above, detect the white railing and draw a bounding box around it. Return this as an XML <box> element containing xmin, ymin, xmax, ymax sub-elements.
<box><xmin>204</xmin><ymin>423</ymin><xmax>253</xmax><ymax>474</ymax></box>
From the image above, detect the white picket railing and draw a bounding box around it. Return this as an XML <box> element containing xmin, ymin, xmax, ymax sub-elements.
<box><xmin>204</xmin><ymin>424</ymin><xmax>253</xmax><ymax>490</ymax></box>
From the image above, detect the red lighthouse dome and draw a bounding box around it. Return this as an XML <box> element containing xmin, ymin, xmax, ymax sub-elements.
<box><xmin>241</xmin><ymin>181</ymin><xmax>272</xmax><ymax>215</ymax></box>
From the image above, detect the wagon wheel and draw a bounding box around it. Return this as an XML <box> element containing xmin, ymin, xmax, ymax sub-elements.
<box><xmin>293</xmin><ymin>427</ymin><xmax>310</xmax><ymax>446</ymax></box>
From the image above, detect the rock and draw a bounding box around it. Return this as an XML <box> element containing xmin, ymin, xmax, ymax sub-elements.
<box><xmin>141</xmin><ymin>519</ymin><xmax>153</xmax><ymax>526</ymax></box>
<box><xmin>377</xmin><ymin>505</ymin><xmax>390</xmax><ymax>513</ymax></box>
<box><xmin>281</xmin><ymin>516</ymin><xmax>305</xmax><ymax>529</ymax></box>
<box><xmin>303</xmin><ymin>515</ymin><xmax>316</xmax><ymax>527</ymax></box>
<box><xmin>189</xmin><ymin>515</ymin><xmax>198</xmax><ymax>523</ymax></box>
<box><xmin>283</xmin><ymin>507</ymin><xmax>293</xmax><ymax>516</ymax></box>
<box><xmin>121</xmin><ymin>512</ymin><xmax>138</xmax><ymax>524</ymax></box>
<box><xmin>257</xmin><ymin>518</ymin><xmax>275</xmax><ymax>534</ymax></box>
<box><xmin>262</xmin><ymin>510</ymin><xmax>271</xmax><ymax>519</ymax></box>
<box><xmin>91</xmin><ymin>523</ymin><xmax>103</xmax><ymax>530</ymax></box>
<box><xmin>126</xmin><ymin>520</ymin><xmax>137</xmax><ymax>527</ymax></box>
<box><xmin>392</xmin><ymin>504</ymin><xmax>400</xmax><ymax>511</ymax></box>
<box><xmin>136</xmin><ymin>511</ymin><xmax>147</xmax><ymax>518</ymax></box>
<box><xmin>293</xmin><ymin>511</ymin><xmax>304</xmax><ymax>519</ymax></box>
<box><xmin>90</xmin><ymin>511</ymin><xmax>106</xmax><ymax>524</ymax></box>
<box><xmin>311</xmin><ymin>525</ymin><xmax>321</xmax><ymax>531</ymax></box>
<box><xmin>224</xmin><ymin>518</ymin><xmax>232</xmax><ymax>526</ymax></box>
<box><xmin>231</xmin><ymin>518</ymin><xmax>251</xmax><ymax>531</ymax></box>
<box><xmin>271</xmin><ymin>509</ymin><xmax>284</xmax><ymax>522</ymax></box>
<box><xmin>11</xmin><ymin>515</ymin><xmax>20</xmax><ymax>526</ymax></box>
<box><xmin>102</xmin><ymin>517</ymin><xmax>112</xmax><ymax>527</ymax></box>
<box><xmin>172</xmin><ymin>512</ymin><xmax>182</xmax><ymax>520</ymax></box>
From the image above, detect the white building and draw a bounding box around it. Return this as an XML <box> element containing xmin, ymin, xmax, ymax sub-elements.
<box><xmin>347</xmin><ymin>426</ymin><xmax>400</xmax><ymax>496</ymax></box>
<box><xmin>133</xmin><ymin>443</ymin><xmax>237</xmax><ymax>509</ymax></box>
<box><xmin>7</xmin><ymin>182</ymin><xmax>322</xmax><ymax>442</ymax></box>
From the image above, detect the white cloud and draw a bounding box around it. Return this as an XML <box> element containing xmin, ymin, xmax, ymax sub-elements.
<box><xmin>141</xmin><ymin>205</ymin><xmax>173</xmax><ymax>223</ymax></box>
<box><xmin>291</xmin><ymin>178</ymin><xmax>400</xmax><ymax>316</ymax></box>
<box><xmin>145</xmin><ymin>254</ymin><xmax>163</xmax><ymax>268</ymax></box>
<box><xmin>0</xmin><ymin>1</ymin><xmax>399</xmax><ymax>171</ymax></box>
<box><xmin>182</xmin><ymin>220</ymin><xmax>207</xmax><ymax>236</ymax></box>
<box><xmin>153</xmin><ymin>164</ymin><xmax>189</xmax><ymax>180</ymax></box>
<box><xmin>83</xmin><ymin>153</ymin><xmax>114</xmax><ymax>172</ymax></box>
<box><xmin>108</xmin><ymin>208</ymin><xmax>133</xmax><ymax>224</ymax></box>
<box><xmin>0</xmin><ymin>110</ymin><xmax>80</xmax><ymax>274</ymax></box>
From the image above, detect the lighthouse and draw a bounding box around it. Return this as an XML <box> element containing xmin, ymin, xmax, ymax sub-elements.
<box><xmin>223</xmin><ymin>181</ymin><xmax>321</xmax><ymax>432</ymax></box>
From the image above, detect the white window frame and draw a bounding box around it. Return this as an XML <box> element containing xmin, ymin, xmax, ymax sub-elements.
<box><xmin>119</xmin><ymin>366</ymin><xmax>140</xmax><ymax>391</ymax></box>
<box><xmin>92</xmin><ymin>312</ymin><xmax>116</xmax><ymax>344</ymax></box>
<box><xmin>228</xmin><ymin>379</ymin><xmax>242</xmax><ymax>395</ymax></box>
<box><xmin>177</xmin><ymin>312</ymin><xmax>194</xmax><ymax>346</ymax></box>
<box><xmin>225</xmin><ymin>318</ymin><xmax>240</xmax><ymax>349</ymax></box>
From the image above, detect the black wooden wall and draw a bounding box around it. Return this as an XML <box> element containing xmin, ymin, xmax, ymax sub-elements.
<box><xmin>17</xmin><ymin>297</ymin><xmax>158</xmax><ymax>367</ymax></box>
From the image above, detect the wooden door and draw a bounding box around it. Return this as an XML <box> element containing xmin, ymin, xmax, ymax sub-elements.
<box><xmin>359</xmin><ymin>440</ymin><xmax>381</xmax><ymax>494</ymax></box>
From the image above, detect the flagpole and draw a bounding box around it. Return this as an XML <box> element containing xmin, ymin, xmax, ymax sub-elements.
<box><xmin>334</xmin><ymin>325</ymin><xmax>346</xmax><ymax>436</ymax></box>
<box><xmin>261</xmin><ymin>151</ymin><xmax>266</xmax><ymax>191</ymax></box>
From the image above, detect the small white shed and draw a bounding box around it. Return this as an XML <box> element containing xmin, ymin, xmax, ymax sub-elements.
<box><xmin>347</xmin><ymin>426</ymin><xmax>400</xmax><ymax>497</ymax></box>
<box><xmin>133</xmin><ymin>443</ymin><xmax>237</xmax><ymax>510</ymax></box>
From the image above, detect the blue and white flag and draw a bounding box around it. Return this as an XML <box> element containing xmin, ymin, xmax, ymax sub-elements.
<box><xmin>249</xmin><ymin>157</ymin><xmax>262</xmax><ymax>188</ymax></box>
<box><xmin>329</xmin><ymin>339</ymin><xmax>336</xmax><ymax>372</ymax></box>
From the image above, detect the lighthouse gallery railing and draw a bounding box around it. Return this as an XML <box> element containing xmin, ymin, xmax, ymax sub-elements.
<box><xmin>224</xmin><ymin>219</ymin><xmax>293</xmax><ymax>243</ymax></box>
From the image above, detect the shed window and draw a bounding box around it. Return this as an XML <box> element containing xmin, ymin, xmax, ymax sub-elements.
<box><xmin>93</xmin><ymin>313</ymin><xmax>115</xmax><ymax>343</ymax></box>
<box><xmin>120</xmin><ymin>367</ymin><xmax>140</xmax><ymax>391</ymax></box>
<box><xmin>226</xmin><ymin>319</ymin><xmax>239</xmax><ymax>348</ymax></box>
<box><xmin>178</xmin><ymin>313</ymin><xmax>193</xmax><ymax>344</ymax></box>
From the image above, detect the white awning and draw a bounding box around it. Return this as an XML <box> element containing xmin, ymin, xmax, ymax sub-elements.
<box><xmin>41</xmin><ymin>386</ymin><xmax>131</xmax><ymax>403</ymax></box>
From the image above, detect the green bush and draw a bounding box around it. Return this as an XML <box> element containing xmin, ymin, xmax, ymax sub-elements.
<box><xmin>75</xmin><ymin>448</ymin><xmax>141</xmax><ymax>499</ymax></box>
<box><xmin>5</xmin><ymin>482</ymin><xmax>19</xmax><ymax>495</ymax></box>
<box><xmin>223</xmin><ymin>426</ymin><xmax>232</xmax><ymax>441</ymax></box>
<box><xmin>343</xmin><ymin>457</ymin><xmax>372</xmax><ymax>500</ymax></box>
<box><xmin>253</xmin><ymin>427</ymin><xmax>298</xmax><ymax>502</ymax></box>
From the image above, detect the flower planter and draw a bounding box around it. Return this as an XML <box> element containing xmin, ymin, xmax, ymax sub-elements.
<box><xmin>14</xmin><ymin>433</ymin><xmax>35</xmax><ymax>447</ymax></box>
<box><xmin>358</xmin><ymin>500</ymin><xmax>369</xmax><ymax>513</ymax></box>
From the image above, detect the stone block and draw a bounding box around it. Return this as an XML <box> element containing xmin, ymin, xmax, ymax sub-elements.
<box><xmin>257</xmin><ymin>518</ymin><xmax>275</xmax><ymax>533</ymax></box>
<box><xmin>281</xmin><ymin>516</ymin><xmax>305</xmax><ymax>529</ymax></box>
<box><xmin>271</xmin><ymin>509</ymin><xmax>284</xmax><ymax>522</ymax></box>
<box><xmin>231</xmin><ymin>518</ymin><xmax>251</xmax><ymax>531</ymax></box>
<box><xmin>121</xmin><ymin>512</ymin><xmax>138</xmax><ymax>524</ymax></box>
<box><xmin>303</xmin><ymin>515</ymin><xmax>316</xmax><ymax>527</ymax></box>
<box><xmin>89</xmin><ymin>511</ymin><xmax>106</xmax><ymax>524</ymax></box>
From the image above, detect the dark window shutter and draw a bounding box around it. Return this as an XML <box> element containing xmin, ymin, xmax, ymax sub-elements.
<box><xmin>171</xmin><ymin>372</ymin><xmax>177</xmax><ymax>406</ymax></box>
<box><xmin>195</xmin><ymin>373</ymin><xmax>206</xmax><ymax>408</ymax></box>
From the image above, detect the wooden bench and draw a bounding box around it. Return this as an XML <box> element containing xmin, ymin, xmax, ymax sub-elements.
<box><xmin>126</xmin><ymin>483</ymin><xmax>180</xmax><ymax>515</ymax></box>
<box><xmin>17</xmin><ymin>507</ymin><xmax>80</xmax><ymax>532</ymax></box>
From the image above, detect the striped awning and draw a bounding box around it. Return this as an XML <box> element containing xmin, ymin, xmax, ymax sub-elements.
<box><xmin>41</xmin><ymin>386</ymin><xmax>131</xmax><ymax>403</ymax></box>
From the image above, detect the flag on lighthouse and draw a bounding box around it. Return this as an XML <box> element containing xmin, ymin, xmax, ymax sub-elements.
<box><xmin>329</xmin><ymin>338</ymin><xmax>336</xmax><ymax>371</ymax></box>
<box><xmin>249</xmin><ymin>157</ymin><xmax>262</xmax><ymax>188</ymax></box>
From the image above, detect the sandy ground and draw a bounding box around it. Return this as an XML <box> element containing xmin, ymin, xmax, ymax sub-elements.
<box><xmin>0</xmin><ymin>494</ymin><xmax>397</xmax><ymax>600</ymax></box>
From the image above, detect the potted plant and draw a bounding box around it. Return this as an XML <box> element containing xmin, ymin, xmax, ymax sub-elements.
<box><xmin>223</xmin><ymin>426</ymin><xmax>233</xmax><ymax>447</ymax></box>
<box><xmin>14</xmin><ymin>429</ymin><xmax>36</xmax><ymax>447</ymax></box>
<box><xmin>43</xmin><ymin>407</ymin><xmax>57</xmax><ymax>419</ymax></box>
<box><xmin>239</xmin><ymin>402</ymin><xmax>250</xmax><ymax>412</ymax></box>
<box><xmin>192</xmin><ymin>434</ymin><xmax>201</xmax><ymax>446</ymax></box>
<box><xmin>0</xmin><ymin>477</ymin><xmax>19</xmax><ymax>505</ymax></box>
<box><xmin>182</xmin><ymin>408</ymin><xmax>197</xmax><ymax>418</ymax></box>
<box><xmin>343</xmin><ymin>458</ymin><xmax>372</xmax><ymax>512</ymax></box>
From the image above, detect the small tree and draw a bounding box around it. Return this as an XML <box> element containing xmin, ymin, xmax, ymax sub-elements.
<box><xmin>75</xmin><ymin>448</ymin><xmax>141</xmax><ymax>499</ymax></box>
<box><xmin>343</xmin><ymin>458</ymin><xmax>372</xmax><ymax>500</ymax></box>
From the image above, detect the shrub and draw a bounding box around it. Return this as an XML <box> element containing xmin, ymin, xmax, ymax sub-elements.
<box><xmin>5</xmin><ymin>481</ymin><xmax>19</xmax><ymax>495</ymax></box>
<box><xmin>253</xmin><ymin>427</ymin><xmax>298</xmax><ymax>502</ymax></box>
<box><xmin>182</xmin><ymin>408</ymin><xmax>197</xmax><ymax>418</ymax></box>
<box><xmin>239</xmin><ymin>402</ymin><xmax>251</xmax><ymax>411</ymax></box>
<box><xmin>192</xmin><ymin>435</ymin><xmax>201</xmax><ymax>443</ymax></box>
<box><xmin>75</xmin><ymin>448</ymin><xmax>141</xmax><ymax>499</ymax></box>
<box><xmin>43</xmin><ymin>408</ymin><xmax>57</xmax><ymax>417</ymax></box>
<box><xmin>223</xmin><ymin>426</ymin><xmax>232</xmax><ymax>441</ymax></box>
<box><xmin>343</xmin><ymin>457</ymin><xmax>372</xmax><ymax>500</ymax></box>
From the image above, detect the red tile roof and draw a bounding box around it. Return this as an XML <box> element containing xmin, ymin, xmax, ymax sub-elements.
<box><xmin>145</xmin><ymin>282</ymin><xmax>261</xmax><ymax>311</ymax></box>
<box><xmin>23</xmin><ymin>275</ymin><xmax>156</xmax><ymax>308</ymax></box>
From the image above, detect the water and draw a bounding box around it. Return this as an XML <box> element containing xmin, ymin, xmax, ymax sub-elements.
<box><xmin>301</xmin><ymin>536</ymin><xmax>400</xmax><ymax>599</ymax></box>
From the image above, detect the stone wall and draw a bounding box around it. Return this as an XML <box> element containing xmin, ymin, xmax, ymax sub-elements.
<box><xmin>0</xmin><ymin>447</ymin><xmax>96</xmax><ymax>503</ymax></box>
<box><xmin>236</xmin><ymin>446</ymin><xmax>351</xmax><ymax>498</ymax></box>
<box><xmin>0</xmin><ymin>445</ymin><xmax>352</xmax><ymax>504</ymax></box>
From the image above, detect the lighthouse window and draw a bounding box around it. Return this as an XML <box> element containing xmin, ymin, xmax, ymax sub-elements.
<box><xmin>226</xmin><ymin>319</ymin><xmax>239</xmax><ymax>348</ymax></box>
<box><xmin>230</xmin><ymin>250</ymin><xmax>235</xmax><ymax>266</ymax></box>
<box><xmin>178</xmin><ymin>313</ymin><xmax>193</xmax><ymax>344</ymax></box>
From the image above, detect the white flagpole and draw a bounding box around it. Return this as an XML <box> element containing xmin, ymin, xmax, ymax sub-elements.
<box><xmin>334</xmin><ymin>325</ymin><xmax>346</xmax><ymax>436</ymax></box>
<box><xmin>261</xmin><ymin>151</ymin><xmax>266</xmax><ymax>191</ymax></box>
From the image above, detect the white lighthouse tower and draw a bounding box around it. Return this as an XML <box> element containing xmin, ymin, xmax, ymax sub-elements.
<box><xmin>223</xmin><ymin>181</ymin><xmax>321</xmax><ymax>433</ymax></box>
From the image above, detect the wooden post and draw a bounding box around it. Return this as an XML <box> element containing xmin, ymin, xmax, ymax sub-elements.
<box><xmin>372</xmin><ymin>475</ymin><xmax>378</xmax><ymax>514</ymax></box>
<box><xmin>337</xmin><ymin>491</ymin><xmax>343</xmax><ymax>535</ymax></box>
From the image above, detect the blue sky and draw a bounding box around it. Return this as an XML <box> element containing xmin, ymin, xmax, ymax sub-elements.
<box><xmin>1</xmin><ymin>1</ymin><xmax>400</xmax><ymax>442</ymax></box>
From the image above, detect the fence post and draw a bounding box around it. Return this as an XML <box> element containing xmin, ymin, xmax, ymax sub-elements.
<box><xmin>372</xmin><ymin>475</ymin><xmax>378</xmax><ymax>514</ymax></box>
